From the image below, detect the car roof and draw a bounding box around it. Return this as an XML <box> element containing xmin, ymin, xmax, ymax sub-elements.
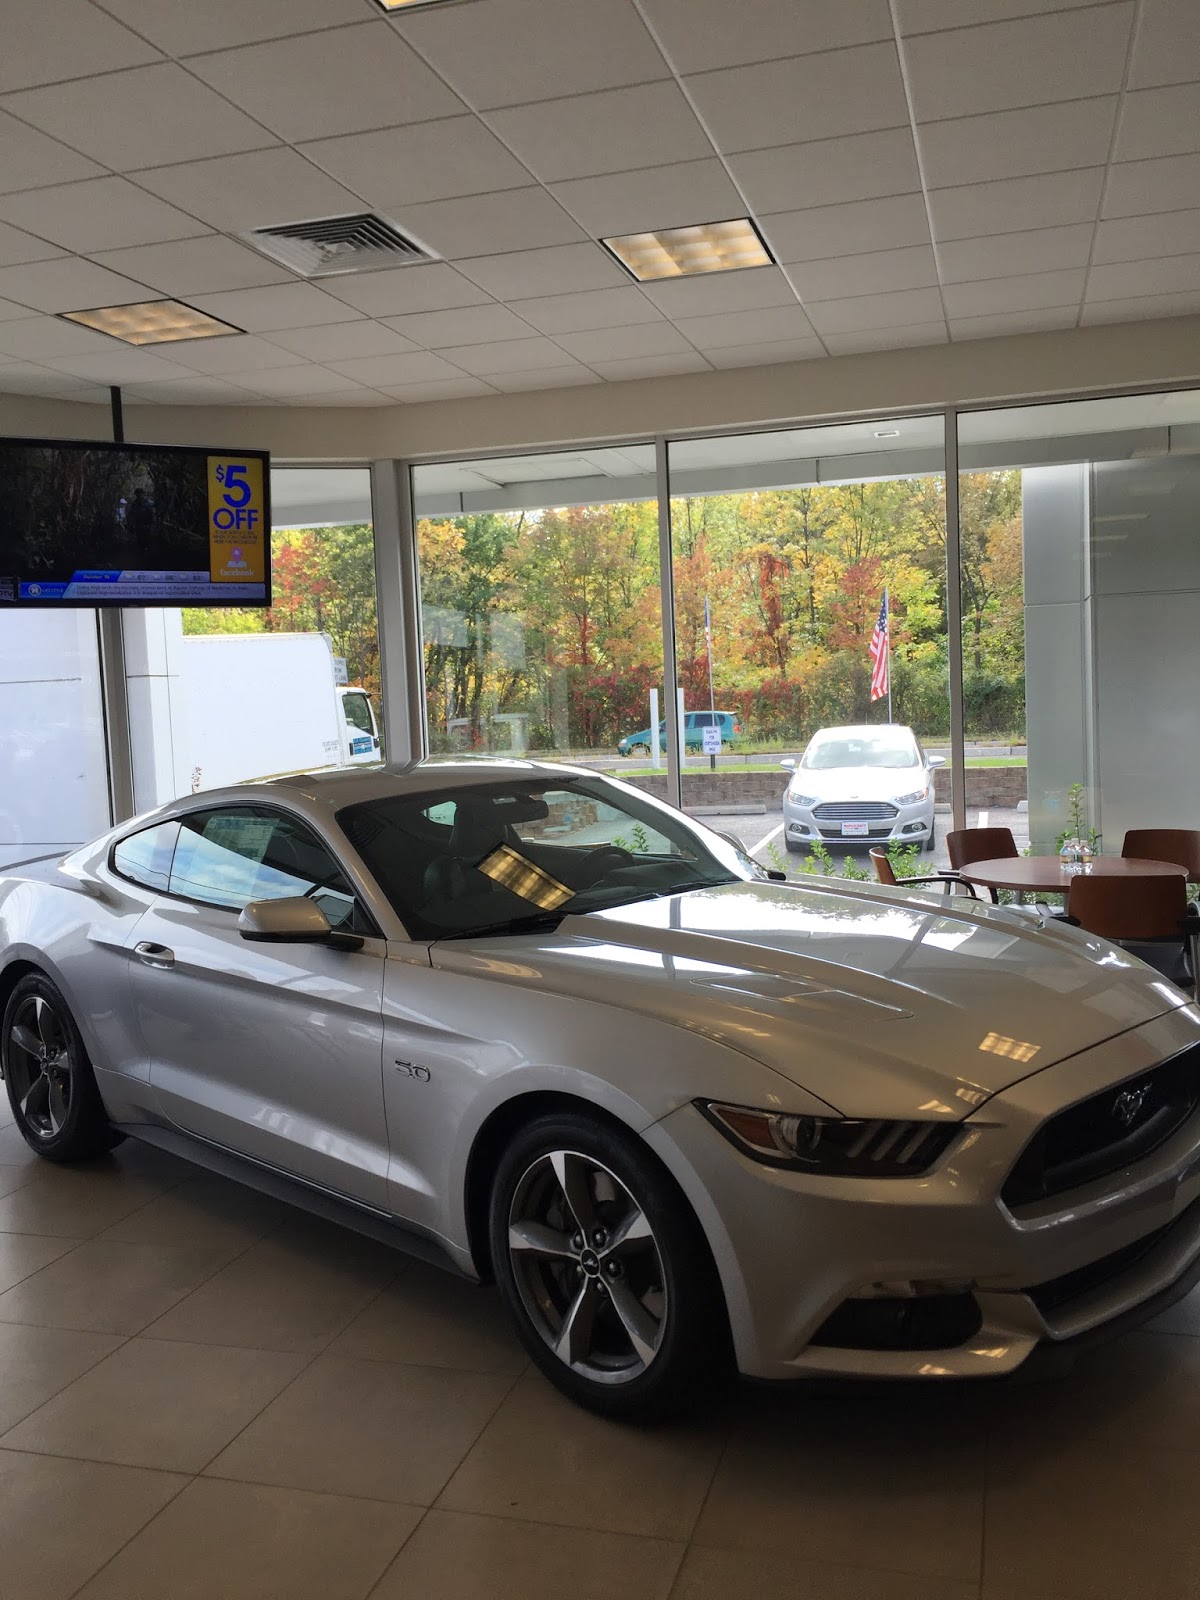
<box><xmin>264</xmin><ymin>756</ymin><xmax>596</xmax><ymax>808</ymax></box>
<box><xmin>808</xmin><ymin>724</ymin><xmax>917</xmax><ymax>740</ymax></box>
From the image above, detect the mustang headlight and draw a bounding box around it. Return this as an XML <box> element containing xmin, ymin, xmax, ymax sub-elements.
<box><xmin>700</xmin><ymin>1101</ymin><xmax>958</xmax><ymax>1176</ymax></box>
<box><xmin>893</xmin><ymin>786</ymin><xmax>930</xmax><ymax>805</ymax></box>
<box><xmin>788</xmin><ymin>790</ymin><xmax>818</xmax><ymax>807</ymax></box>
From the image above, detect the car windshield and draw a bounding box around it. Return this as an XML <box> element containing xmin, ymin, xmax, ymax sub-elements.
<box><xmin>802</xmin><ymin>734</ymin><xmax>919</xmax><ymax>771</ymax></box>
<box><xmin>338</xmin><ymin>776</ymin><xmax>748</xmax><ymax>940</ymax></box>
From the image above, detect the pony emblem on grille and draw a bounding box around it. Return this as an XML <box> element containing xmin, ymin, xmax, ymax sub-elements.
<box><xmin>1112</xmin><ymin>1084</ymin><xmax>1153</xmax><ymax>1127</ymax></box>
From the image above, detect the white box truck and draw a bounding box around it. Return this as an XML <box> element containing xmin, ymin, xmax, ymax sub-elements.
<box><xmin>181</xmin><ymin>631</ymin><xmax>380</xmax><ymax>792</ymax></box>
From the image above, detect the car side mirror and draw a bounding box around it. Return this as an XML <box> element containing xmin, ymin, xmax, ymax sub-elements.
<box><xmin>780</xmin><ymin>758</ymin><xmax>796</xmax><ymax>770</ymax></box>
<box><xmin>238</xmin><ymin>897</ymin><xmax>363</xmax><ymax>951</ymax></box>
<box><xmin>928</xmin><ymin>755</ymin><xmax>947</xmax><ymax>768</ymax></box>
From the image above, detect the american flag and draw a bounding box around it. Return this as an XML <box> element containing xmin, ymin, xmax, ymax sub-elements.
<box><xmin>868</xmin><ymin>589</ymin><xmax>890</xmax><ymax>703</ymax></box>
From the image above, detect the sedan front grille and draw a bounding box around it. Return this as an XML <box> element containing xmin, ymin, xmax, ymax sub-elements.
<box><xmin>813</xmin><ymin>802</ymin><xmax>899</xmax><ymax>821</ymax></box>
<box><xmin>1002</xmin><ymin>1044</ymin><xmax>1200</xmax><ymax>1210</ymax></box>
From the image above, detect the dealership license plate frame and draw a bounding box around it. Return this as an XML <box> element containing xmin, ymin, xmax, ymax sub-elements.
<box><xmin>841</xmin><ymin>820</ymin><xmax>870</xmax><ymax>837</ymax></box>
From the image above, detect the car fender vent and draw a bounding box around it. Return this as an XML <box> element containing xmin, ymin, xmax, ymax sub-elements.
<box><xmin>242</xmin><ymin>213</ymin><xmax>437</xmax><ymax>277</ymax></box>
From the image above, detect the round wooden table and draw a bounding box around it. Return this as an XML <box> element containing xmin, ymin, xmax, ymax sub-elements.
<box><xmin>959</xmin><ymin>855</ymin><xmax>1187</xmax><ymax>896</ymax></box>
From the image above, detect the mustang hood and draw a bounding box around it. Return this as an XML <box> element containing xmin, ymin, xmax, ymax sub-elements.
<box><xmin>441</xmin><ymin>880</ymin><xmax>1188</xmax><ymax>1119</ymax></box>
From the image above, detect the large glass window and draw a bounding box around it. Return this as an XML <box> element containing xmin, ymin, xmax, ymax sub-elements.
<box><xmin>958</xmin><ymin>390</ymin><xmax>1200</xmax><ymax>862</ymax></box>
<box><xmin>411</xmin><ymin>447</ymin><xmax>660</xmax><ymax>762</ymax></box>
<box><xmin>666</xmin><ymin>418</ymin><xmax>951</xmax><ymax>879</ymax></box>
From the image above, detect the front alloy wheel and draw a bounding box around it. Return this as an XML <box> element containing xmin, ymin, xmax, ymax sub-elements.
<box><xmin>489</xmin><ymin>1111</ymin><xmax>729</xmax><ymax>1419</ymax></box>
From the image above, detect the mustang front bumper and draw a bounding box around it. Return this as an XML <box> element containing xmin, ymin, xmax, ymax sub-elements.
<box><xmin>649</xmin><ymin>1003</ymin><xmax>1200</xmax><ymax>1381</ymax></box>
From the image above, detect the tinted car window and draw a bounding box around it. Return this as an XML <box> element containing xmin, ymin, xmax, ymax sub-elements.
<box><xmin>112</xmin><ymin>821</ymin><xmax>180</xmax><ymax>892</ymax></box>
<box><xmin>169</xmin><ymin>807</ymin><xmax>361</xmax><ymax>927</ymax></box>
<box><xmin>342</xmin><ymin>692</ymin><xmax>374</xmax><ymax>734</ymax></box>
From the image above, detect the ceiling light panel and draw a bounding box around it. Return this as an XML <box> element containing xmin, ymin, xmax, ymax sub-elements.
<box><xmin>60</xmin><ymin>299</ymin><xmax>242</xmax><ymax>345</ymax></box>
<box><xmin>602</xmin><ymin>218</ymin><xmax>774</xmax><ymax>282</ymax></box>
<box><xmin>372</xmin><ymin>0</ymin><xmax>456</xmax><ymax>9</ymax></box>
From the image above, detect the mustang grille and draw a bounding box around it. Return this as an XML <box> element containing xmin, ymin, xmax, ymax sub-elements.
<box><xmin>1002</xmin><ymin>1044</ymin><xmax>1200</xmax><ymax>1209</ymax></box>
<box><xmin>813</xmin><ymin>802</ymin><xmax>898</xmax><ymax>821</ymax></box>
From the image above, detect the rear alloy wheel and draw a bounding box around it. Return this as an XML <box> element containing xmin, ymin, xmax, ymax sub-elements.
<box><xmin>490</xmin><ymin>1112</ymin><xmax>727</xmax><ymax>1420</ymax></box>
<box><xmin>2</xmin><ymin>975</ymin><xmax>121</xmax><ymax>1161</ymax></box>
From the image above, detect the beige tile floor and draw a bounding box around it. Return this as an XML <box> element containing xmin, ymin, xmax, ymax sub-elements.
<box><xmin>2</xmin><ymin>1094</ymin><xmax>1200</xmax><ymax>1600</ymax></box>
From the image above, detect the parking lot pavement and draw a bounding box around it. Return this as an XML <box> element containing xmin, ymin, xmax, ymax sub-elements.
<box><xmin>698</xmin><ymin>805</ymin><xmax>1029</xmax><ymax>877</ymax></box>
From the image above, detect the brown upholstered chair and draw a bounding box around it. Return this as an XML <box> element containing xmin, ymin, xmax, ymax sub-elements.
<box><xmin>869</xmin><ymin>847</ymin><xmax>974</xmax><ymax>898</ymax></box>
<box><xmin>1121</xmin><ymin>829</ymin><xmax>1200</xmax><ymax>881</ymax></box>
<box><xmin>1066</xmin><ymin>872</ymin><xmax>1200</xmax><ymax>994</ymax></box>
<box><xmin>945</xmin><ymin>827</ymin><xmax>1018</xmax><ymax>903</ymax></box>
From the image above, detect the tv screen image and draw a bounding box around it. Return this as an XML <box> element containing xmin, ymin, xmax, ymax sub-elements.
<box><xmin>0</xmin><ymin>437</ymin><xmax>271</xmax><ymax>607</ymax></box>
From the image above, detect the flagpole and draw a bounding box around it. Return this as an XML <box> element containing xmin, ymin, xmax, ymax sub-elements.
<box><xmin>885</xmin><ymin>585</ymin><xmax>893</xmax><ymax>725</ymax></box>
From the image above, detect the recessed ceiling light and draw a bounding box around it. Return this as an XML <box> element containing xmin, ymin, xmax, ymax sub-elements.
<box><xmin>601</xmin><ymin>218</ymin><xmax>774</xmax><ymax>282</ymax></box>
<box><xmin>59</xmin><ymin>300</ymin><xmax>242</xmax><ymax>346</ymax></box>
<box><xmin>873</xmin><ymin>429</ymin><xmax>901</xmax><ymax>438</ymax></box>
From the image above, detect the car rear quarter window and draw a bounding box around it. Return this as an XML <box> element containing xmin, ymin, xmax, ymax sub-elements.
<box><xmin>112</xmin><ymin>821</ymin><xmax>180</xmax><ymax>892</ymax></box>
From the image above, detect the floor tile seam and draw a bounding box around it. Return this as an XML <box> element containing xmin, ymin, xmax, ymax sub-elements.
<box><xmin>0</xmin><ymin>1440</ymin><xmax>196</xmax><ymax>1481</ymax></box>
<box><xmin>60</xmin><ymin>1468</ymin><xmax>197</xmax><ymax>1600</ymax></box>
<box><xmin>199</xmin><ymin>1461</ymin><xmax>435</xmax><ymax>1509</ymax></box>
<box><xmin>669</xmin><ymin>1544</ymin><xmax>987</xmax><ymax>1597</ymax></box>
<box><xmin>0</xmin><ymin>1323</ymin><xmax>141</xmax><ymax>1443</ymax></box>
<box><xmin>420</xmin><ymin>1365</ymin><xmax>532</xmax><ymax>1511</ymax></box>
<box><xmin>676</xmin><ymin>1420</ymin><xmax>731</xmax><ymax>1549</ymax></box>
<box><xmin>683</xmin><ymin>1531</ymin><xmax>984</xmax><ymax>1585</ymax></box>
<box><xmin>315</xmin><ymin>1337</ymin><xmax>530</xmax><ymax>1378</ymax></box>
<box><xmin>388</xmin><ymin>1499</ymin><xmax>694</xmax><ymax>1548</ymax></box>
<box><xmin>360</xmin><ymin>1505</ymin><xmax>438</xmax><ymax>1600</ymax></box>
<box><xmin>0</xmin><ymin>1232</ymin><xmax>89</xmax><ymax>1293</ymax></box>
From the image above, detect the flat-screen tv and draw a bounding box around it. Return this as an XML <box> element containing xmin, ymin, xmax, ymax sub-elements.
<box><xmin>0</xmin><ymin>436</ymin><xmax>271</xmax><ymax>607</ymax></box>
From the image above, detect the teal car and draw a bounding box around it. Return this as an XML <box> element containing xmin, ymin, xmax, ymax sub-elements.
<box><xmin>618</xmin><ymin>710</ymin><xmax>743</xmax><ymax>756</ymax></box>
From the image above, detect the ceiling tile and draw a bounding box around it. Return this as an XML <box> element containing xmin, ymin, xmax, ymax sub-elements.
<box><xmin>673</xmin><ymin>304</ymin><xmax>819</xmax><ymax>349</ymax></box>
<box><xmin>326</xmin><ymin>351</ymin><xmax>468</xmax><ymax>385</ymax></box>
<box><xmin>393</xmin><ymin>0</ymin><xmax>668</xmax><ymax>111</ymax></box>
<box><xmin>0</xmin><ymin>221</ymin><xmax>66</xmax><ymax>268</ymax></box>
<box><xmin>41</xmin><ymin>347</ymin><xmax>200</xmax><ymax>383</ymax></box>
<box><xmin>164</xmin><ymin>334</ymin><xmax>310</xmax><ymax>373</ymax></box>
<box><xmin>704</xmin><ymin>337</ymin><xmax>825</xmax><ymax>366</ymax></box>
<box><xmin>1081</xmin><ymin>288</ymin><xmax>1200</xmax><ymax>322</ymax></box>
<box><xmin>760</xmin><ymin>194</ymin><xmax>931</xmax><ymax>263</ymax></box>
<box><xmin>898</xmin><ymin>0</ymin><xmax>1110</xmax><ymax>30</ymax></box>
<box><xmin>1116</xmin><ymin>84</ymin><xmax>1200</xmax><ymax>162</ymax></box>
<box><xmin>1103</xmin><ymin>154</ymin><xmax>1200</xmax><ymax>218</ymax></box>
<box><xmin>683</xmin><ymin>44</ymin><xmax>908</xmax><ymax>154</ymax></box>
<box><xmin>0</xmin><ymin>257</ymin><xmax>153</xmax><ymax>314</ymax></box>
<box><xmin>1087</xmin><ymin>253</ymin><xmax>1200</xmax><ymax>300</ymax></box>
<box><xmin>300</xmin><ymin>117</ymin><xmax>532</xmax><ymax>211</ymax></box>
<box><xmin>457</xmin><ymin>242</ymin><xmax>628</xmax><ymax>299</ymax></box>
<box><xmin>642</xmin><ymin>266</ymin><xmax>798</xmax><ymax>318</ymax></box>
<box><xmin>320</xmin><ymin>263</ymin><xmax>492</xmax><ymax>317</ymax></box>
<box><xmin>383</xmin><ymin>304</ymin><xmax>536</xmax><ymax>348</ymax></box>
<box><xmin>392</xmin><ymin>189</ymin><xmax>584</xmax><ymax>259</ymax></box>
<box><xmin>0</xmin><ymin>360</ymin><xmax>99</xmax><ymax>394</ymax></box>
<box><xmin>190</xmin><ymin>24</ymin><xmax>463</xmax><ymax>143</ymax></box>
<box><xmin>902</xmin><ymin>6</ymin><xmax>1135</xmax><ymax>122</ymax></box>
<box><xmin>90</xmin><ymin>236</ymin><xmax>292</xmax><ymax>295</ymax></box>
<box><xmin>550</xmin><ymin>160</ymin><xmax>744</xmax><ymax>238</ymax></box>
<box><xmin>729</xmin><ymin>129</ymin><xmax>920</xmax><ymax>215</ymax></box>
<box><xmin>787</xmin><ymin>244</ymin><xmax>938</xmax><ymax>302</ymax></box>
<box><xmin>380</xmin><ymin>377</ymin><xmax>497</xmax><ymax>401</ymax></box>
<box><xmin>821</xmin><ymin>322</ymin><xmax>947</xmax><ymax>355</ymax></box>
<box><xmin>937</xmin><ymin>224</ymin><xmax>1095</xmax><ymax>283</ymax></box>
<box><xmin>135</xmin><ymin>148</ymin><xmax>365</xmax><ymax>233</ymax></box>
<box><xmin>232</xmin><ymin>363</ymin><xmax>364</xmax><ymax>396</ymax></box>
<box><xmin>98</xmin><ymin>0</ymin><xmax>374</xmax><ymax>55</ymax></box>
<box><xmin>0</xmin><ymin>315</ymin><xmax>117</xmax><ymax>359</ymax></box>
<box><xmin>941</xmin><ymin>269</ymin><xmax>1087</xmax><ymax>317</ymax></box>
<box><xmin>0</xmin><ymin>3</ymin><xmax>161</xmax><ymax>92</ymax></box>
<box><xmin>3</xmin><ymin>64</ymin><xmax>278</xmax><ymax>170</ymax></box>
<box><xmin>0</xmin><ymin>177</ymin><xmax>206</xmax><ymax>253</ymax></box>
<box><xmin>124</xmin><ymin>377</ymin><xmax>260</xmax><ymax>405</ymax></box>
<box><xmin>263</xmin><ymin>321</ymin><xmax>418</xmax><ymax>360</ymax></box>
<box><xmin>928</xmin><ymin>168</ymin><xmax>1105</xmax><ymax>240</ymax></box>
<box><xmin>485</xmin><ymin>83</ymin><xmax>710</xmax><ymax>184</ymax></box>
<box><xmin>916</xmin><ymin>97</ymin><xmax>1118</xmax><ymax>189</ymax></box>
<box><xmin>1127</xmin><ymin>0</ymin><xmax>1200</xmax><ymax>89</ymax></box>
<box><xmin>188</xmin><ymin>283</ymin><xmax>363</xmax><ymax>332</ymax></box>
<box><xmin>587</xmin><ymin>351</ymin><xmax>711</xmax><ymax>380</ymax></box>
<box><xmin>449</xmin><ymin>336</ymin><xmax>582</xmax><ymax>375</ymax></box>
<box><xmin>0</xmin><ymin>297</ymin><xmax>31</xmax><ymax>322</ymax></box>
<box><xmin>553</xmin><ymin>322</ymin><xmax>695</xmax><ymax>362</ymax></box>
<box><xmin>803</xmin><ymin>287</ymin><xmax>946</xmax><ymax>334</ymax></box>
<box><xmin>640</xmin><ymin>0</ymin><xmax>892</xmax><ymax>74</ymax></box>
<box><xmin>950</xmin><ymin>307</ymin><xmax>1080</xmax><ymax>340</ymax></box>
<box><xmin>289</xmin><ymin>387</ymin><xmax>387</xmax><ymax>406</ymax></box>
<box><xmin>509</xmin><ymin>287</ymin><xmax>663</xmax><ymax>334</ymax></box>
<box><xmin>0</xmin><ymin>109</ymin><xmax>105</xmax><ymax>194</ymax></box>
<box><xmin>1093</xmin><ymin>209</ymin><xmax>1200</xmax><ymax>263</ymax></box>
<box><xmin>489</xmin><ymin>365</ymin><xmax>601</xmax><ymax>392</ymax></box>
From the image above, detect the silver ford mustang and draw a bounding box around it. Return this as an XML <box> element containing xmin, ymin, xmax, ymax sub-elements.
<box><xmin>3</xmin><ymin>759</ymin><xmax>1200</xmax><ymax>1419</ymax></box>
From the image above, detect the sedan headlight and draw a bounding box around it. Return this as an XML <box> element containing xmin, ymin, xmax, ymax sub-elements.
<box><xmin>788</xmin><ymin>789</ymin><xmax>818</xmax><ymax>807</ymax></box>
<box><xmin>893</xmin><ymin>787</ymin><xmax>930</xmax><ymax>805</ymax></box>
<box><xmin>700</xmin><ymin>1101</ymin><xmax>958</xmax><ymax>1176</ymax></box>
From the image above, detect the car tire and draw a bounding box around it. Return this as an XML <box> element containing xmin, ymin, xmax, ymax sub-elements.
<box><xmin>489</xmin><ymin>1110</ymin><xmax>730</xmax><ymax>1421</ymax></box>
<box><xmin>925</xmin><ymin>830</ymin><xmax>937</xmax><ymax>852</ymax></box>
<box><xmin>784</xmin><ymin>836</ymin><xmax>804</xmax><ymax>853</ymax></box>
<box><xmin>1</xmin><ymin>974</ymin><xmax>123</xmax><ymax>1162</ymax></box>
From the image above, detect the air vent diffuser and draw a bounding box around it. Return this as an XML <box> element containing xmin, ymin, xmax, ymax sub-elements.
<box><xmin>242</xmin><ymin>213</ymin><xmax>436</xmax><ymax>278</ymax></box>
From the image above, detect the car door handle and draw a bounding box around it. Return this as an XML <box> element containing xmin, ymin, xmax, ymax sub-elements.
<box><xmin>134</xmin><ymin>941</ymin><xmax>176</xmax><ymax>970</ymax></box>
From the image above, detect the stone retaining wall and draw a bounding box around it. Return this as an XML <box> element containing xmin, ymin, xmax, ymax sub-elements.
<box><xmin>618</xmin><ymin>765</ymin><xmax>1027</xmax><ymax>809</ymax></box>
